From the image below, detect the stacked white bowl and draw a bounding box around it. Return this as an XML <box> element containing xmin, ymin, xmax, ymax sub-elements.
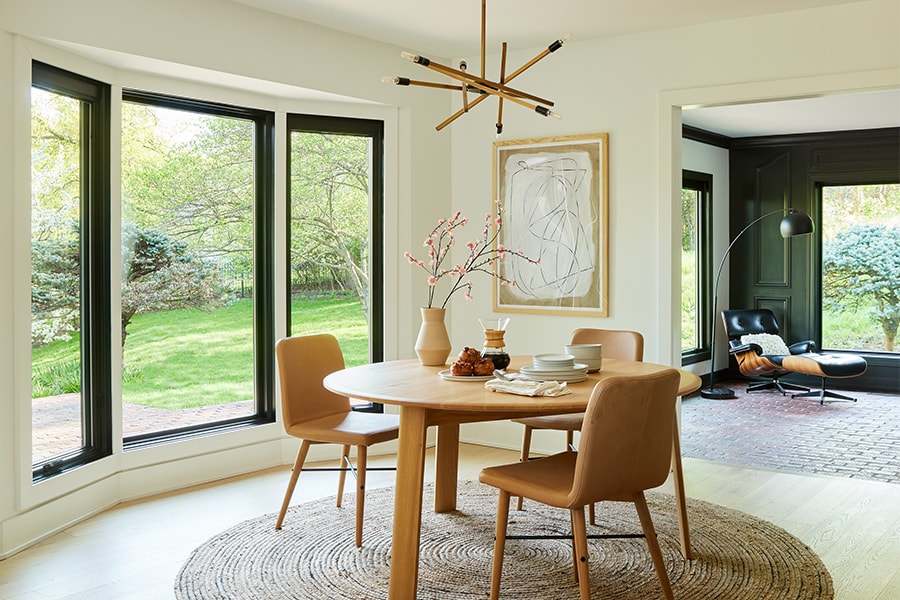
<box><xmin>563</xmin><ymin>343</ymin><xmax>603</xmax><ymax>372</ymax></box>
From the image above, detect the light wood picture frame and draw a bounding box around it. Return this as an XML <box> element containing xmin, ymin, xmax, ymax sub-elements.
<box><xmin>492</xmin><ymin>133</ymin><xmax>609</xmax><ymax>316</ymax></box>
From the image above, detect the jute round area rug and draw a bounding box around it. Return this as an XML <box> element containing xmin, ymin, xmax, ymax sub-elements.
<box><xmin>175</xmin><ymin>481</ymin><xmax>832</xmax><ymax>600</ymax></box>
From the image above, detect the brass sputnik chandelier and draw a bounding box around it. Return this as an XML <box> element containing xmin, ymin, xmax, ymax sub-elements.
<box><xmin>382</xmin><ymin>0</ymin><xmax>569</xmax><ymax>136</ymax></box>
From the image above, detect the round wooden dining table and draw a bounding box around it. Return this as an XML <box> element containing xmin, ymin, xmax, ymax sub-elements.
<box><xmin>324</xmin><ymin>356</ymin><xmax>701</xmax><ymax>600</ymax></box>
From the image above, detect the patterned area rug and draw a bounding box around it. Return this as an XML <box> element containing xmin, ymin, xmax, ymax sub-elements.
<box><xmin>175</xmin><ymin>481</ymin><xmax>832</xmax><ymax>599</ymax></box>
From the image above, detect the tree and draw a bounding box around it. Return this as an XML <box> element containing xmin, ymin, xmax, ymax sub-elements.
<box><xmin>290</xmin><ymin>132</ymin><xmax>371</xmax><ymax>318</ymax></box>
<box><xmin>121</xmin><ymin>226</ymin><xmax>233</xmax><ymax>348</ymax></box>
<box><xmin>31</xmin><ymin>224</ymin><xmax>233</xmax><ymax>349</ymax></box>
<box><xmin>31</xmin><ymin>88</ymin><xmax>82</xmax><ymax>346</ymax></box>
<box><xmin>823</xmin><ymin>224</ymin><xmax>900</xmax><ymax>351</ymax></box>
<box><xmin>31</xmin><ymin>226</ymin><xmax>80</xmax><ymax>346</ymax></box>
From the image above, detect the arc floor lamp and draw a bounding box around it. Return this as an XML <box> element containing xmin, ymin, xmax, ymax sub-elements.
<box><xmin>700</xmin><ymin>208</ymin><xmax>815</xmax><ymax>399</ymax></box>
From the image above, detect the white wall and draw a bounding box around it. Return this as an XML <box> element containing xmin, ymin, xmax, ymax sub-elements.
<box><xmin>0</xmin><ymin>0</ymin><xmax>897</xmax><ymax>555</ymax></box>
<box><xmin>682</xmin><ymin>139</ymin><xmax>730</xmax><ymax>378</ymax></box>
<box><xmin>451</xmin><ymin>0</ymin><xmax>899</xmax><ymax>452</ymax></box>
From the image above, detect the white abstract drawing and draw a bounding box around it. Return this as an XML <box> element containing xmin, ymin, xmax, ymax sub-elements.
<box><xmin>493</xmin><ymin>134</ymin><xmax>608</xmax><ymax>315</ymax></box>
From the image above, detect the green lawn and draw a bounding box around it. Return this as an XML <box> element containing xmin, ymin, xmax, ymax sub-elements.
<box><xmin>32</xmin><ymin>294</ymin><xmax>368</xmax><ymax>408</ymax></box>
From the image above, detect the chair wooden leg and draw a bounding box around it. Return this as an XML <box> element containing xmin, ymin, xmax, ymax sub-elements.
<box><xmin>671</xmin><ymin>419</ymin><xmax>692</xmax><ymax>559</ymax></box>
<box><xmin>571</xmin><ymin>507</ymin><xmax>591</xmax><ymax>599</ymax></box>
<box><xmin>588</xmin><ymin>503</ymin><xmax>596</xmax><ymax>526</ymax></box>
<box><xmin>516</xmin><ymin>427</ymin><xmax>533</xmax><ymax>511</ymax></box>
<box><xmin>355</xmin><ymin>445</ymin><xmax>367</xmax><ymax>548</ymax></box>
<box><xmin>633</xmin><ymin>492</ymin><xmax>674</xmax><ymax>600</ymax></box>
<box><xmin>336</xmin><ymin>444</ymin><xmax>351</xmax><ymax>508</ymax></box>
<box><xmin>566</xmin><ymin>430</ymin><xmax>574</xmax><ymax>451</ymax></box>
<box><xmin>568</xmin><ymin>510</ymin><xmax>578</xmax><ymax>581</ymax></box>
<box><xmin>490</xmin><ymin>490</ymin><xmax>511</xmax><ymax>600</ymax></box>
<box><xmin>275</xmin><ymin>440</ymin><xmax>311</xmax><ymax>530</ymax></box>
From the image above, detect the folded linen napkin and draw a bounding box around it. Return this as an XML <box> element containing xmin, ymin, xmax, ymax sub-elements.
<box><xmin>484</xmin><ymin>379</ymin><xmax>571</xmax><ymax>397</ymax></box>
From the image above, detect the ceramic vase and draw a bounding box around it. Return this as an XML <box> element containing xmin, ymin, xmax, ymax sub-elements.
<box><xmin>415</xmin><ymin>307</ymin><xmax>452</xmax><ymax>366</ymax></box>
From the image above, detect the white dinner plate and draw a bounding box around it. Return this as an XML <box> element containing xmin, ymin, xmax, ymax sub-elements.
<box><xmin>439</xmin><ymin>369</ymin><xmax>496</xmax><ymax>382</ymax></box>
<box><xmin>520</xmin><ymin>363</ymin><xmax>589</xmax><ymax>375</ymax></box>
<box><xmin>518</xmin><ymin>373</ymin><xmax>588</xmax><ymax>383</ymax></box>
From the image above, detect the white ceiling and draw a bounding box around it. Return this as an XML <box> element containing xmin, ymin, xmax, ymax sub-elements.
<box><xmin>231</xmin><ymin>0</ymin><xmax>865</xmax><ymax>58</ymax></box>
<box><xmin>227</xmin><ymin>0</ymin><xmax>899</xmax><ymax>138</ymax></box>
<box><xmin>683</xmin><ymin>89</ymin><xmax>900</xmax><ymax>138</ymax></box>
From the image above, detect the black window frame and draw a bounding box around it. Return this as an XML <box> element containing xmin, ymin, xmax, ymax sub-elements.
<box><xmin>31</xmin><ymin>61</ymin><xmax>113</xmax><ymax>481</ymax></box>
<box><xmin>121</xmin><ymin>90</ymin><xmax>276</xmax><ymax>449</ymax></box>
<box><xmin>681</xmin><ymin>170</ymin><xmax>713</xmax><ymax>366</ymax></box>
<box><xmin>285</xmin><ymin>114</ymin><xmax>385</xmax><ymax>413</ymax></box>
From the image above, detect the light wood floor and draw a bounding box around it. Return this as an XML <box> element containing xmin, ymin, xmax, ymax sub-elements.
<box><xmin>1</xmin><ymin>443</ymin><xmax>898</xmax><ymax>599</ymax></box>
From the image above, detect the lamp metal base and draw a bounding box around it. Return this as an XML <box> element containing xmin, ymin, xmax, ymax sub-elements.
<box><xmin>700</xmin><ymin>388</ymin><xmax>737</xmax><ymax>400</ymax></box>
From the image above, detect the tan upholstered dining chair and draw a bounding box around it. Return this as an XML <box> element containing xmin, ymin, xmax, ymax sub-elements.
<box><xmin>512</xmin><ymin>328</ymin><xmax>644</xmax><ymax>516</ymax></box>
<box><xmin>480</xmin><ymin>369</ymin><xmax>681</xmax><ymax>600</ymax></box>
<box><xmin>274</xmin><ymin>334</ymin><xmax>399</xmax><ymax>547</ymax></box>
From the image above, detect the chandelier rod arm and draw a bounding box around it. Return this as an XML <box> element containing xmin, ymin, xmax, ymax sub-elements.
<box><xmin>454</xmin><ymin>76</ymin><xmax>554</xmax><ymax>116</ymax></box>
<box><xmin>408</xmin><ymin>54</ymin><xmax>554</xmax><ymax>106</ymax></box>
<box><xmin>481</xmin><ymin>0</ymin><xmax>487</xmax><ymax>80</ymax></box>
<box><xmin>403</xmin><ymin>78</ymin><xmax>468</xmax><ymax>91</ymax></box>
<box><xmin>496</xmin><ymin>41</ymin><xmax>507</xmax><ymax>135</ymax></box>
<box><xmin>433</xmin><ymin>38</ymin><xmax>563</xmax><ymax>131</ymax></box>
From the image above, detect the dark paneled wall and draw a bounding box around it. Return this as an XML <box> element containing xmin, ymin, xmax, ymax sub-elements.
<box><xmin>727</xmin><ymin>128</ymin><xmax>899</xmax><ymax>392</ymax></box>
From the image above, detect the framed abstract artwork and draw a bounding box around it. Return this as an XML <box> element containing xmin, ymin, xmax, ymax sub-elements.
<box><xmin>492</xmin><ymin>133</ymin><xmax>609</xmax><ymax>316</ymax></box>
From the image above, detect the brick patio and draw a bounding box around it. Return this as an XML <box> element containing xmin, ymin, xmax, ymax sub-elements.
<box><xmin>680</xmin><ymin>382</ymin><xmax>900</xmax><ymax>484</ymax></box>
<box><xmin>32</xmin><ymin>394</ymin><xmax>254</xmax><ymax>463</ymax></box>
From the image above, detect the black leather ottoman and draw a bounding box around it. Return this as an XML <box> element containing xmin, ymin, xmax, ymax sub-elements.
<box><xmin>782</xmin><ymin>353</ymin><xmax>868</xmax><ymax>404</ymax></box>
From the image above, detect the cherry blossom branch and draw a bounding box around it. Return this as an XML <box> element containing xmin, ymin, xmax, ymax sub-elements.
<box><xmin>404</xmin><ymin>205</ymin><xmax>539</xmax><ymax>308</ymax></box>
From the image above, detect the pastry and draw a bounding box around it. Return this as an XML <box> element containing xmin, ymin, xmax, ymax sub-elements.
<box><xmin>473</xmin><ymin>357</ymin><xmax>495</xmax><ymax>376</ymax></box>
<box><xmin>450</xmin><ymin>360</ymin><xmax>474</xmax><ymax>376</ymax></box>
<box><xmin>457</xmin><ymin>347</ymin><xmax>481</xmax><ymax>364</ymax></box>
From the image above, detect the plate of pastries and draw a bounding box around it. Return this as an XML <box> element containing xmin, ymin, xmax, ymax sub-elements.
<box><xmin>440</xmin><ymin>347</ymin><xmax>496</xmax><ymax>381</ymax></box>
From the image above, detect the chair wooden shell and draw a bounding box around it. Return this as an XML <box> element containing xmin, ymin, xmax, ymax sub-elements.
<box><xmin>480</xmin><ymin>369</ymin><xmax>682</xmax><ymax>600</ymax></box>
<box><xmin>274</xmin><ymin>334</ymin><xmax>399</xmax><ymax>547</ymax></box>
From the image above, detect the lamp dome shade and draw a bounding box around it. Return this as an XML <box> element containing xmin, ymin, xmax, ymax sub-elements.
<box><xmin>780</xmin><ymin>211</ymin><xmax>815</xmax><ymax>238</ymax></box>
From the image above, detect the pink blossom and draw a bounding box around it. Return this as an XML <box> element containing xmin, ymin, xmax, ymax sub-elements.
<box><xmin>404</xmin><ymin>206</ymin><xmax>538</xmax><ymax>307</ymax></box>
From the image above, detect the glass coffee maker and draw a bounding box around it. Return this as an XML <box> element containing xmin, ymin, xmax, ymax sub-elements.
<box><xmin>479</xmin><ymin>317</ymin><xmax>510</xmax><ymax>371</ymax></box>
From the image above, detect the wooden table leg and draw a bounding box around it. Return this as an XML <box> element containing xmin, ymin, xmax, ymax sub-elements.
<box><xmin>671</xmin><ymin>419</ymin><xmax>693</xmax><ymax>560</ymax></box>
<box><xmin>389</xmin><ymin>406</ymin><xmax>429</xmax><ymax>599</ymax></box>
<box><xmin>434</xmin><ymin>423</ymin><xmax>460</xmax><ymax>513</ymax></box>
